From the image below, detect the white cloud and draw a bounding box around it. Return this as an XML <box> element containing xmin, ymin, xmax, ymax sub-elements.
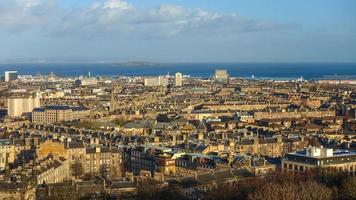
<box><xmin>16</xmin><ymin>0</ymin><xmax>41</xmax><ymax>9</ymax></box>
<box><xmin>155</xmin><ymin>5</ymin><xmax>187</xmax><ymax>18</ymax></box>
<box><xmin>0</xmin><ymin>0</ymin><xmax>300</xmax><ymax>38</ymax></box>
<box><xmin>103</xmin><ymin>0</ymin><xmax>133</xmax><ymax>10</ymax></box>
<box><xmin>0</xmin><ymin>0</ymin><xmax>56</xmax><ymax>31</ymax></box>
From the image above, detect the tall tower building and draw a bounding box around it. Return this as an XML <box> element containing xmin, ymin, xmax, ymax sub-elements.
<box><xmin>4</xmin><ymin>71</ymin><xmax>18</xmax><ymax>82</ymax></box>
<box><xmin>175</xmin><ymin>72</ymin><xmax>183</xmax><ymax>87</ymax></box>
<box><xmin>214</xmin><ymin>69</ymin><xmax>228</xmax><ymax>83</ymax></box>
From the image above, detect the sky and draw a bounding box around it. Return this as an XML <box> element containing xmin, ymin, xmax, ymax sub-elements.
<box><xmin>0</xmin><ymin>0</ymin><xmax>355</xmax><ymax>63</ymax></box>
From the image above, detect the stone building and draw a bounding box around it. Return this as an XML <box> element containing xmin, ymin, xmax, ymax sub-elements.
<box><xmin>236</xmin><ymin>135</ymin><xmax>308</xmax><ymax>157</ymax></box>
<box><xmin>0</xmin><ymin>139</ymin><xmax>15</xmax><ymax>170</ymax></box>
<box><xmin>32</xmin><ymin>105</ymin><xmax>89</xmax><ymax>124</ymax></box>
<box><xmin>84</xmin><ymin>146</ymin><xmax>123</xmax><ymax>178</ymax></box>
<box><xmin>37</xmin><ymin>155</ymin><xmax>70</xmax><ymax>184</ymax></box>
<box><xmin>282</xmin><ymin>147</ymin><xmax>356</xmax><ymax>175</ymax></box>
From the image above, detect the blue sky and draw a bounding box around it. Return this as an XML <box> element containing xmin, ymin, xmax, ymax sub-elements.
<box><xmin>0</xmin><ymin>0</ymin><xmax>355</xmax><ymax>63</ymax></box>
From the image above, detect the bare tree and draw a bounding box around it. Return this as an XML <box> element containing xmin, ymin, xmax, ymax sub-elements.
<box><xmin>249</xmin><ymin>181</ymin><xmax>332</xmax><ymax>200</ymax></box>
<box><xmin>136</xmin><ymin>178</ymin><xmax>162</xmax><ymax>200</ymax></box>
<box><xmin>308</xmin><ymin>137</ymin><xmax>321</xmax><ymax>147</ymax></box>
<box><xmin>204</xmin><ymin>183</ymin><xmax>240</xmax><ymax>200</ymax></box>
<box><xmin>249</xmin><ymin>182</ymin><xmax>302</xmax><ymax>200</ymax></box>
<box><xmin>300</xmin><ymin>181</ymin><xmax>332</xmax><ymax>200</ymax></box>
<box><xmin>340</xmin><ymin>177</ymin><xmax>356</xmax><ymax>200</ymax></box>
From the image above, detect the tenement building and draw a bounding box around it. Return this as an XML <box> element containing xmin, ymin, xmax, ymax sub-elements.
<box><xmin>84</xmin><ymin>145</ymin><xmax>123</xmax><ymax>177</ymax></box>
<box><xmin>0</xmin><ymin>139</ymin><xmax>15</xmax><ymax>170</ymax></box>
<box><xmin>32</xmin><ymin>105</ymin><xmax>90</xmax><ymax>123</ymax></box>
<box><xmin>36</xmin><ymin>155</ymin><xmax>70</xmax><ymax>184</ymax></box>
<box><xmin>282</xmin><ymin>147</ymin><xmax>356</xmax><ymax>175</ymax></box>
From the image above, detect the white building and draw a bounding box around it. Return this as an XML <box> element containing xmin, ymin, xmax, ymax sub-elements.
<box><xmin>214</xmin><ymin>69</ymin><xmax>228</xmax><ymax>83</ymax></box>
<box><xmin>7</xmin><ymin>95</ymin><xmax>41</xmax><ymax>117</ymax></box>
<box><xmin>144</xmin><ymin>76</ymin><xmax>168</xmax><ymax>87</ymax></box>
<box><xmin>4</xmin><ymin>71</ymin><xmax>18</xmax><ymax>82</ymax></box>
<box><xmin>75</xmin><ymin>77</ymin><xmax>98</xmax><ymax>86</ymax></box>
<box><xmin>282</xmin><ymin>147</ymin><xmax>356</xmax><ymax>175</ymax></box>
<box><xmin>175</xmin><ymin>72</ymin><xmax>183</xmax><ymax>87</ymax></box>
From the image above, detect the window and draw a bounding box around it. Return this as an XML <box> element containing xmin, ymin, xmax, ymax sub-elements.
<box><xmin>299</xmin><ymin>166</ymin><xmax>304</xmax><ymax>171</ymax></box>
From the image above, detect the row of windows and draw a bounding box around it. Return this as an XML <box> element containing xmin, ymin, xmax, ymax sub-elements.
<box><xmin>284</xmin><ymin>162</ymin><xmax>356</xmax><ymax>172</ymax></box>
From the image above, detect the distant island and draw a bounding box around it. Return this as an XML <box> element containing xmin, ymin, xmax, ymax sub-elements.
<box><xmin>112</xmin><ymin>61</ymin><xmax>165</xmax><ymax>67</ymax></box>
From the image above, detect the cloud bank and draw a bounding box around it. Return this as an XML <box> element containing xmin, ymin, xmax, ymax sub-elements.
<box><xmin>0</xmin><ymin>0</ymin><xmax>354</xmax><ymax>62</ymax></box>
<box><xmin>0</xmin><ymin>0</ymin><xmax>300</xmax><ymax>38</ymax></box>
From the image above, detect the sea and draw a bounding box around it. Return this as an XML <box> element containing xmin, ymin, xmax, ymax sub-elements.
<box><xmin>0</xmin><ymin>62</ymin><xmax>355</xmax><ymax>80</ymax></box>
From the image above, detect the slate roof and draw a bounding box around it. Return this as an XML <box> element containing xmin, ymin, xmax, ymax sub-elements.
<box><xmin>67</xmin><ymin>142</ymin><xmax>85</xmax><ymax>149</ymax></box>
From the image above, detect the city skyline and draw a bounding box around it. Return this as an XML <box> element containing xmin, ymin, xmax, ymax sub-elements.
<box><xmin>1</xmin><ymin>1</ymin><xmax>356</xmax><ymax>199</ymax></box>
<box><xmin>0</xmin><ymin>0</ymin><xmax>355</xmax><ymax>63</ymax></box>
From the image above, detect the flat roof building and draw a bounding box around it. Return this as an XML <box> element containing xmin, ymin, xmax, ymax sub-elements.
<box><xmin>144</xmin><ymin>76</ymin><xmax>168</xmax><ymax>87</ymax></box>
<box><xmin>214</xmin><ymin>69</ymin><xmax>228</xmax><ymax>84</ymax></box>
<box><xmin>32</xmin><ymin>105</ymin><xmax>90</xmax><ymax>124</ymax></box>
<box><xmin>4</xmin><ymin>71</ymin><xmax>18</xmax><ymax>82</ymax></box>
<box><xmin>282</xmin><ymin>147</ymin><xmax>356</xmax><ymax>175</ymax></box>
<box><xmin>175</xmin><ymin>72</ymin><xmax>183</xmax><ymax>87</ymax></box>
<box><xmin>7</xmin><ymin>95</ymin><xmax>41</xmax><ymax>117</ymax></box>
<box><xmin>75</xmin><ymin>77</ymin><xmax>98</xmax><ymax>86</ymax></box>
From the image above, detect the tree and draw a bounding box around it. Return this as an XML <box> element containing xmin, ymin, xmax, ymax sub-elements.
<box><xmin>308</xmin><ymin>137</ymin><xmax>321</xmax><ymax>147</ymax></box>
<box><xmin>339</xmin><ymin>177</ymin><xmax>356</xmax><ymax>200</ymax></box>
<box><xmin>137</xmin><ymin>178</ymin><xmax>163</xmax><ymax>200</ymax></box>
<box><xmin>137</xmin><ymin>179</ymin><xmax>186</xmax><ymax>200</ymax></box>
<box><xmin>229</xmin><ymin>177</ymin><xmax>265</xmax><ymax>200</ymax></box>
<box><xmin>310</xmin><ymin>167</ymin><xmax>348</xmax><ymax>188</ymax></box>
<box><xmin>249</xmin><ymin>182</ymin><xmax>302</xmax><ymax>200</ymax></box>
<box><xmin>155</xmin><ymin>184</ymin><xmax>187</xmax><ymax>200</ymax></box>
<box><xmin>249</xmin><ymin>181</ymin><xmax>332</xmax><ymax>200</ymax></box>
<box><xmin>37</xmin><ymin>181</ymin><xmax>79</xmax><ymax>200</ymax></box>
<box><xmin>204</xmin><ymin>183</ymin><xmax>240</xmax><ymax>200</ymax></box>
<box><xmin>300</xmin><ymin>181</ymin><xmax>332</xmax><ymax>200</ymax></box>
<box><xmin>71</xmin><ymin>159</ymin><xmax>84</xmax><ymax>179</ymax></box>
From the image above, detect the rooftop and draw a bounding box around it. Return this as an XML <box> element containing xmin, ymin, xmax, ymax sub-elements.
<box><xmin>33</xmin><ymin>105</ymin><xmax>88</xmax><ymax>112</ymax></box>
<box><xmin>288</xmin><ymin>147</ymin><xmax>356</xmax><ymax>159</ymax></box>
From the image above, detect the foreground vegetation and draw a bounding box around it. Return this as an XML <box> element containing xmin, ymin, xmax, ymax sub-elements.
<box><xmin>137</xmin><ymin>170</ymin><xmax>355</xmax><ymax>200</ymax></box>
